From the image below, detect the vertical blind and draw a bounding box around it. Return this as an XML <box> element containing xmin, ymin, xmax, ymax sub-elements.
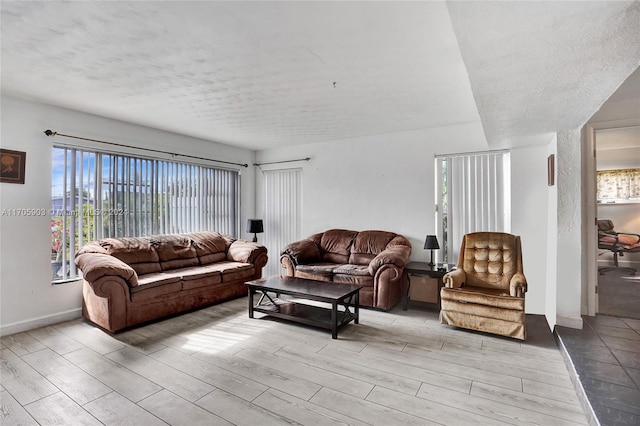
<box><xmin>263</xmin><ymin>168</ymin><xmax>303</xmax><ymax>277</ymax></box>
<box><xmin>51</xmin><ymin>146</ymin><xmax>240</xmax><ymax>282</ymax></box>
<box><xmin>436</xmin><ymin>151</ymin><xmax>511</xmax><ymax>263</ymax></box>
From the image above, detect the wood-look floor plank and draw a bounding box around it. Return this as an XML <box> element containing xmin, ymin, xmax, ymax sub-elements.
<box><xmin>23</xmin><ymin>392</ymin><xmax>102</xmax><ymax>426</ymax></box>
<box><xmin>0</xmin><ymin>333</ymin><xmax>46</xmax><ymax>357</ymax></box>
<box><xmin>22</xmin><ymin>348</ymin><xmax>112</xmax><ymax>405</ymax></box>
<box><xmin>106</xmin><ymin>347</ymin><xmax>215</xmax><ymax>402</ymax></box>
<box><xmin>195</xmin><ymin>388</ymin><xmax>295</xmax><ymax>426</ymax></box>
<box><xmin>310</xmin><ymin>387</ymin><xmax>438</xmax><ymax>426</ymax></box>
<box><xmin>191</xmin><ymin>348</ymin><xmax>322</xmax><ymax>401</ymax></box>
<box><xmin>138</xmin><ymin>389</ymin><xmax>232</xmax><ymax>426</ymax></box>
<box><xmin>470</xmin><ymin>381</ymin><xmax>588</xmax><ymax>424</ymax></box>
<box><xmin>52</xmin><ymin>319</ymin><xmax>126</xmax><ymax>355</ymax></box>
<box><xmin>64</xmin><ymin>347</ymin><xmax>162</xmax><ymax>403</ymax></box>
<box><xmin>0</xmin><ymin>390</ymin><xmax>38</xmax><ymax>426</ymax></box>
<box><xmin>402</xmin><ymin>343</ymin><xmax>573</xmax><ymax>389</ymax></box>
<box><xmin>83</xmin><ymin>391</ymin><xmax>168</xmax><ymax>426</ymax></box>
<box><xmin>417</xmin><ymin>382</ymin><xmax>585</xmax><ymax>426</ymax></box>
<box><xmin>26</xmin><ymin>326</ymin><xmax>84</xmax><ymax>355</ymax></box>
<box><xmin>253</xmin><ymin>388</ymin><xmax>370</xmax><ymax>426</ymax></box>
<box><xmin>356</xmin><ymin>344</ymin><xmax>522</xmax><ymax>391</ymax></box>
<box><xmin>236</xmin><ymin>347</ymin><xmax>374</xmax><ymax>399</ymax></box>
<box><xmin>110</xmin><ymin>328</ymin><xmax>168</xmax><ymax>355</ymax></box>
<box><xmin>521</xmin><ymin>379</ymin><xmax>584</xmax><ymax>406</ymax></box>
<box><xmin>366</xmin><ymin>385</ymin><xmax>512</xmax><ymax>426</ymax></box>
<box><xmin>150</xmin><ymin>347</ymin><xmax>268</xmax><ymax>402</ymax></box>
<box><xmin>0</xmin><ymin>349</ymin><xmax>58</xmax><ymax>405</ymax></box>
<box><xmin>276</xmin><ymin>345</ymin><xmax>423</xmax><ymax>396</ymax></box>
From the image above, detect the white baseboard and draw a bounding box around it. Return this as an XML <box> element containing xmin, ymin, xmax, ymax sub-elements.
<box><xmin>556</xmin><ymin>315</ymin><xmax>583</xmax><ymax>329</ymax></box>
<box><xmin>0</xmin><ymin>308</ymin><xmax>82</xmax><ymax>337</ymax></box>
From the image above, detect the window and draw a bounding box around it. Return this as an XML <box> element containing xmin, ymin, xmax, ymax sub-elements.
<box><xmin>597</xmin><ymin>168</ymin><xmax>640</xmax><ymax>203</ymax></box>
<box><xmin>435</xmin><ymin>151</ymin><xmax>511</xmax><ymax>263</ymax></box>
<box><xmin>51</xmin><ymin>147</ymin><xmax>240</xmax><ymax>282</ymax></box>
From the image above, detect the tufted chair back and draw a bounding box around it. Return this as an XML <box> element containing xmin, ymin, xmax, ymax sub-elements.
<box><xmin>456</xmin><ymin>232</ymin><xmax>523</xmax><ymax>290</ymax></box>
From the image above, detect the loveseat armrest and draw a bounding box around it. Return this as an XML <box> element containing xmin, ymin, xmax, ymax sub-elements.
<box><xmin>509</xmin><ymin>273</ymin><xmax>527</xmax><ymax>298</ymax></box>
<box><xmin>227</xmin><ymin>240</ymin><xmax>268</xmax><ymax>265</ymax></box>
<box><xmin>75</xmin><ymin>253</ymin><xmax>138</xmax><ymax>287</ymax></box>
<box><xmin>280</xmin><ymin>240</ymin><xmax>321</xmax><ymax>266</ymax></box>
<box><xmin>443</xmin><ymin>269</ymin><xmax>465</xmax><ymax>289</ymax></box>
<box><xmin>367</xmin><ymin>244</ymin><xmax>411</xmax><ymax>277</ymax></box>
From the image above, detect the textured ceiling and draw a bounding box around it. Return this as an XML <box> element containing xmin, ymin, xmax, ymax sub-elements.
<box><xmin>1</xmin><ymin>1</ymin><xmax>479</xmax><ymax>150</ymax></box>
<box><xmin>448</xmin><ymin>0</ymin><xmax>640</xmax><ymax>148</ymax></box>
<box><xmin>1</xmin><ymin>1</ymin><xmax>639</xmax><ymax>151</ymax></box>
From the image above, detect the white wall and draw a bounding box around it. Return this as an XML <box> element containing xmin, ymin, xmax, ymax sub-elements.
<box><xmin>0</xmin><ymin>95</ymin><xmax>256</xmax><ymax>335</ymax></box>
<box><xmin>256</xmin><ymin>123</ymin><xmax>551</xmax><ymax>314</ymax></box>
<box><xmin>545</xmin><ymin>136</ymin><xmax>558</xmax><ymax>327</ymax></box>
<box><xmin>555</xmin><ymin>129</ymin><xmax>584</xmax><ymax>329</ymax></box>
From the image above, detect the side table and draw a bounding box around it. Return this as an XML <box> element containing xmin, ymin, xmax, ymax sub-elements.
<box><xmin>403</xmin><ymin>261</ymin><xmax>452</xmax><ymax>310</ymax></box>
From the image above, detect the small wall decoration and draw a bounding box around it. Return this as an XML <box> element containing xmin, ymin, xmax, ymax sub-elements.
<box><xmin>547</xmin><ymin>154</ymin><xmax>555</xmax><ymax>186</ymax></box>
<box><xmin>0</xmin><ymin>149</ymin><xmax>26</xmax><ymax>184</ymax></box>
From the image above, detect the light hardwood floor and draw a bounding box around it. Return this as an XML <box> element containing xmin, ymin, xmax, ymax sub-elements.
<box><xmin>1</xmin><ymin>297</ymin><xmax>588</xmax><ymax>425</ymax></box>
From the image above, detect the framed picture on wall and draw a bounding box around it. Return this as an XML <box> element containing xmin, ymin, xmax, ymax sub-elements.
<box><xmin>547</xmin><ymin>154</ymin><xmax>555</xmax><ymax>186</ymax></box>
<box><xmin>0</xmin><ymin>149</ymin><xmax>26</xmax><ymax>184</ymax></box>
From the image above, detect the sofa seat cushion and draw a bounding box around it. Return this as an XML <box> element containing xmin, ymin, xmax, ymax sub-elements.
<box><xmin>333</xmin><ymin>274</ymin><xmax>374</xmax><ymax>287</ymax></box>
<box><xmin>131</xmin><ymin>272</ymin><xmax>183</xmax><ymax>301</ymax></box>
<box><xmin>201</xmin><ymin>261</ymin><xmax>254</xmax><ymax>282</ymax></box>
<box><xmin>441</xmin><ymin>285</ymin><xmax>524</xmax><ymax>311</ymax></box>
<box><xmin>332</xmin><ymin>264</ymin><xmax>370</xmax><ymax>276</ymax></box>
<box><xmin>295</xmin><ymin>263</ymin><xmax>336</xmax><ymax>277</ymax></box>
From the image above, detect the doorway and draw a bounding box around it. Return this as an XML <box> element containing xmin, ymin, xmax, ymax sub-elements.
<box><xmin>594</xmin><ymin>126</ymin><xmax>640</xmax><ymax>320</ymax></box>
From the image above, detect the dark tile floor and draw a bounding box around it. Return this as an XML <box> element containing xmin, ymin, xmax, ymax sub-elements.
<box><xmin>555</xmin><ymin>315</ymin><xmax>640</xmax><ymax>426</ymax></box>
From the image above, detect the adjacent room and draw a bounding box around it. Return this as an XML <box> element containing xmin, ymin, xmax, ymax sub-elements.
<box><xmin>1</xmin><ymin>1</ymin><xmax>639</xmax><ymax>425</ymax></box>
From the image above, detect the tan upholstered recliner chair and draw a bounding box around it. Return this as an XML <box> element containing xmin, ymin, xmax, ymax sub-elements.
<box><xmin>440</xmin><ymin>232</ymin><xmax>527</xmax><ymax>340</ymax></box>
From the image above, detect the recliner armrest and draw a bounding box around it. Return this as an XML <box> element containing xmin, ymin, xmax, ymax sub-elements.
<box><xmin>443</xmin><ymin>269</ymin><xmax>465</xmax><ymax>289</ymax></box>
<box><xmin>509</xmin><ymin>273</ymin><xmax>527</xmax><ymax>297</ymax></box>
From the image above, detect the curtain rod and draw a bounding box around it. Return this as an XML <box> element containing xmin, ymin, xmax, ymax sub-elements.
<box><xmin>254</xmin><ymin>157</ymin><xmax>311</xmax><ymax>166</ymax></box>
<box><xmin>43</xmin><ymin>130</ymin><xmax>249</xmax><ymax>168</ymax></box>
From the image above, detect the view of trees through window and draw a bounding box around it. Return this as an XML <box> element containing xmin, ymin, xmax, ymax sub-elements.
<box><xmin>51</xmin><ymin>147</ymin><xmax>240</xmax><ymax>282</ymax></box>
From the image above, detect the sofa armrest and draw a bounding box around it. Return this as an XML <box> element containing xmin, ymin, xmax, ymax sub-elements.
<box><xmin>280</xmin><ymin>240</ymin><xmax>321</xmax><ymax>266</ymax></box>
<box><xmin>367</xmin><ymin>245</ymin><xmax>411</xmax><ymax>276</ymax></box>
<box><xmin>509</xmin><ymin>273</ymin><xmax>528</xmax><ymax>297</ymax></box>
<box><xmin>227</xmin><ymin>240</ymin><xmax>268</xmax><ymax>264</ymax></box>
<box><xmin>75</xmin><ymin>253</ymin><xmax>138</xmax><ymax>287</ymax></box>
<box><xmin>443</xmin><ymin>269</ymin><xmax>465</xmax><ymax>289</ymax></box>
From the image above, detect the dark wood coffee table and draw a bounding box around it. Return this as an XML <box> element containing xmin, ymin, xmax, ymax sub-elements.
<box><xmin>245</xmin><ymin>276</ymin><xmax>361</xmax><ymax>339</ymax></box>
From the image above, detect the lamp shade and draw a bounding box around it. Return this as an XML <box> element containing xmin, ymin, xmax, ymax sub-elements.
<box><xmin>424</xmin><ymin>235</ymin><xmax>440</xmax><ymax>250</ymax></box>
<box><xmin>246</xmin><ymin>219</ymin><xmax>264</xmax><ymax>234</ymax></box>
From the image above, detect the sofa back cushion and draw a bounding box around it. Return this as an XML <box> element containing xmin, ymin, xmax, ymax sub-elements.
<box><xmin>319</xmin><ymin>229</ymin><xmax>358</xmax><ymax>264</ymax></box>
<box><xmin>99</xmin><ymin>237</ymin><xmax>161</xmax><ymax>275</ymax></box>
<box><xmin>187</xmin><ymin>232</ymin><xmax>229</xmax><ymax>265</ymax></box>
<box><xmin>461</xmin><ymin>232</ymin><xmax>520</xmax><ymax>290</ymax></box>
<box><xmin>349</xmin><ymin>230</ymin><xmax>396</xmax><ymax>265</ymax></box>
<box><xmin>151</xmin><ymin>235</ymin><xmax>199</xmax><ymax>271</ymax></box>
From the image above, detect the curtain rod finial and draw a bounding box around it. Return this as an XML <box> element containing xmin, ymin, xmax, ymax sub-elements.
<box><xmin>44</xmin><ymin>129</ymin><xmax>56</xmax><ymax>136</ymax></box>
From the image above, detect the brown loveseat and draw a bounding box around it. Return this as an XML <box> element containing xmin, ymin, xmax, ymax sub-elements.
<box><xmin>75</xmin><ymin>232</ymin><xmax>268</xmax><ymax>332</ymax></box>
<box><xmin>280</xmin><ymin>229</ymin><xmax>412</xmax><ymax>310</ymax></box>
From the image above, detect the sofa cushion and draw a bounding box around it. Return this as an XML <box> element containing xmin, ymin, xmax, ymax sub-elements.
<box><xmin>333</xmin><ymin>274</ymin><xmax>374</xmax><ymax>287</ymax></box>
<box><xmin>349</xmin><ymin>231</ymin><xmax>396</xmax><ymax>265</ymax></box>
<box><xmin>201</xmin><ymin>261</ymin><xmax>254</xmax><ymax>282</ymax></box>
<box><xmin>151</xmin><ymin>235</ymin><xmax>199</xmax><ymax>271</ymax></box>
<box><xmin>332</xmin><ymin>264</ymin><xmax>370</xmax><ymax>276</ymax></box>
<box><xmin>131</xmin><ymin>272</ymin><xmax>183</xmax><ymax>302</ymax></box>
<box><xmin>188</xmin><ymin>232</ymin><xmax>229</xmax><ymax>265</ymax></box>
<box><xmin>99</xmin><ymin>237</ymin><xmax>162</xmax><ymax>275</ymax></box>
<box><xmin>296</xmin><ymin>263</ymin><xmax>336</xmax><ymax>277</ymax></box>
<box><xmin>320</xmin><ymin>229</ymin><xmax>357</xmax><ymax>264</ymax></box>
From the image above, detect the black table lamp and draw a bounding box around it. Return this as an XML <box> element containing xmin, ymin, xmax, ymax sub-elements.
<box><xmin>246</xmin><ymin>219</ymin><xmax>264</xmax><ymax>242</ymax></box>
<box><xmin>424</xmin><ymin>235</ymin><xmax>440</xmax><ymax>267</ymax></box>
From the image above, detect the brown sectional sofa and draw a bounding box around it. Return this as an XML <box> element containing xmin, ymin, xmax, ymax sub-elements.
<box><xmin>280</xmin><ymin>229</ymin><xmax>412</xmax><ymax>310</ymax></box>
<box><xmin>75</xmin><ymin>232</ymin><xmax>268</xmax><ymax>332</ymax></box>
